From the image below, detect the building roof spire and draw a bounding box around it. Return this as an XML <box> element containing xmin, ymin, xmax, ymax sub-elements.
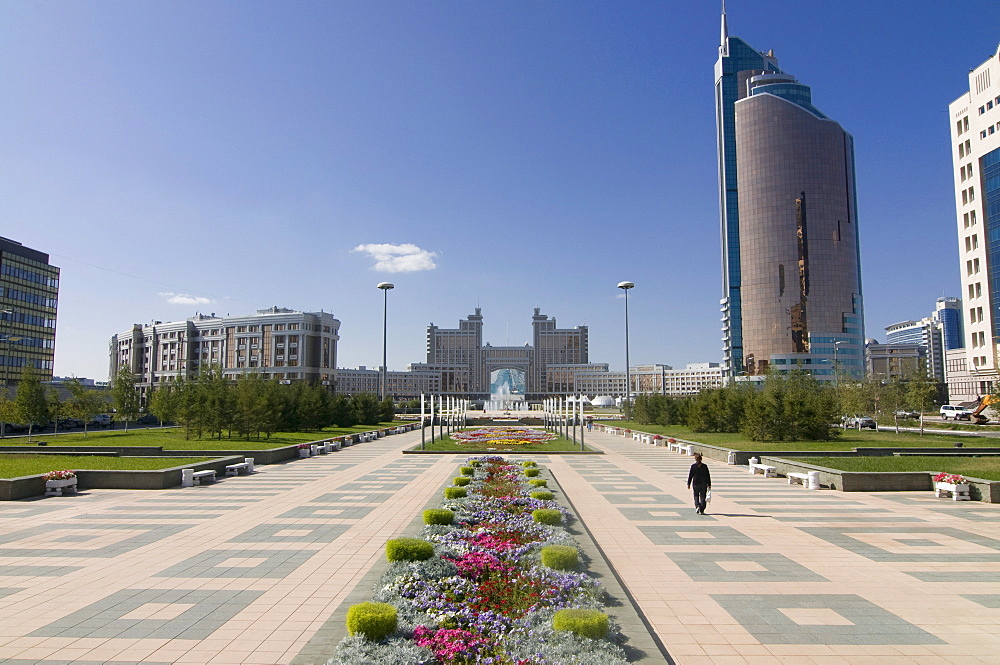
<box><xmin>720</xmin><ymin>0</ymin><xmax>729</xmax><ymax>56</ymax></box>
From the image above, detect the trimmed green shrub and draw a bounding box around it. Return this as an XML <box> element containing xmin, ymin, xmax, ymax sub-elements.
<box><xmin>346</xmin><ymin>602</ymin><xmax>398</xmax><ymax>640</ymax></box>
<box><xmin>541</xmin><ymin>545</ymin><xmax>578</xmax><ymax>570</ymax></box>
<box><xmin>530</xmin><ymin>490</ymin><xmax>554</xmax><ymax>500</ymax></box>
<box><xmin>532</xmin><ymin>508</ymin><xmax>562</xmax><ymax>526</ymax></box>
<box><xmin>529</xmin><ymin>479</ymin><xmax>548</xmax><ymax>488</ymax></box>
<box><xmin>523</xmin><ymin>468</ymin><xmax>540</xmax><ymax>477</ymax></box>
<box><xmin>469</xmin><ymin>460</ymin><xmax>481</xmax><ymax>467</ymax></box>
<box><xmin>444</xmin><ymin>486</ymin><xmax>468</xmax><ymax>499</ymax></box>
<box><xmin>453</xmin><ymin>476</ymin><xmax>471</xmax><ymax>486</ymax></box>
<box><xmin>521</xmin><ymin>460</ymin><xmax>537</xmax><ymax>468</ymax></box>
<box><xmin>552</xmin><ymin>608</ymin><xmax>608</xmax><ymax>639</ymax></box>
<box><xmin>459</xmin><ymin>466</ymin><xmax>475</xmax><ymax>476</ymax></box>
<box><xmin>385</xmin><ymin>537</ymin><xmax>435</xmax><ymax>562</ymax></box>
<box><xmin>423</xmin><ymin>509</ymin><xmax>454</xmax><ymax>525</ymax></box>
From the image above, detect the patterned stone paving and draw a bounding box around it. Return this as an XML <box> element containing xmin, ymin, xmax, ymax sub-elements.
<box><xmin>0</xmin><ymin>426</ymin><xmax>998</xmax><ymax>664</ymax></box>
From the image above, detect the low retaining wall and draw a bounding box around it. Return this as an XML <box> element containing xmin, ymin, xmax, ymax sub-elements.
<box><xmin>0</xmin><ymin>457</ymin><xmax>244</xmax><ymax>501</ymax></box>
<box><xmin>598</xmin><ymin>427</ymin><xmax>1000</xmax><ymax>502</ymax></box>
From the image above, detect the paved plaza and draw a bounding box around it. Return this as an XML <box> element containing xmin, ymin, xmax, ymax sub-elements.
<box><xmin>0</xmin><ymin>427</ymin><xmax>999</xmax><ymax>664</ymax></box>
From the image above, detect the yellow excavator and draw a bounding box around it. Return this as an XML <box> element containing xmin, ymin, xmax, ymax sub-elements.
<box><xmin>971</xmin><ymin>395</ymin><xmax>996</xmax><ymax>425</ymax></box>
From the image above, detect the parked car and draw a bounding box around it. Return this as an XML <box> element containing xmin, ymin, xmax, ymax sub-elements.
<box><xmin>89</xmin><ymin>414</ymin><xmax>112</xmax><ymax>428</ymax></box>
<box><xmin>57</xmin><ymin>418</ymin><xmax>83</xmax><ymax>429</ymax></box>
<box><xmin>893</xmin><ymin>410</ymin><xmax>920</xmax><ymax>419</ymax></box>
<box><xmin>940</xmin><ymin>404</ymin><xmax>973</xmax><ymax>421</ymax></box>
<box><xmin>844</xmin><ymin>416</ymin><xmax>877</xmax><ymax>429</ymax></box>
<box><xmin>137</xmin><ymin>414</ymin><xmax>159</xmax><ymax>425</ymax></box>
<box><xmin>1</xmin><ymin>422</ymin><xmax>27</xmax><ymax>433</ymax></box>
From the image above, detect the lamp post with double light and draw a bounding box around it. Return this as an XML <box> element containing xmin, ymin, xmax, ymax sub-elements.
<box><xmin>617</xmin><ymin>281</ymin><xmax>634</xmax><ymax>415</ymax></box>
<box><xmin>377</xmin><ymin>282</ymin><xmax>394</xmax><ymax>402</ymax></box>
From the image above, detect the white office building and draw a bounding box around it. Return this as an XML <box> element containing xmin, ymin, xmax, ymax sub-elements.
<box><xmin>947</xmin><ymin>43</ymin><xmax>1000</xmax><ymax>402</ymax></box>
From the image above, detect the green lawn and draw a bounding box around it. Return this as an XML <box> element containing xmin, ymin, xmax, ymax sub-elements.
<box><xmin>0</xmin><ymin>423</ymin><xmax>403</xmax><ymax>451</ymax></box>
<box><xmin>603</xmin><ymin>422</ymin><xmax>993</xmax><ymax>451</ymax></box>
<box><xmin>417</xmin><ymin>435</ymin><xmax>592</xmax><ymax>453</ymax></box>
<box><xmin>0</xmin><ymin>455</ymin><xmax>216</xmax><ymax>478</ymax></box>
<box><xmin>796</xmin><ymin>456</ymin><xmax>1000</xmax><ymax>481</ymax></box>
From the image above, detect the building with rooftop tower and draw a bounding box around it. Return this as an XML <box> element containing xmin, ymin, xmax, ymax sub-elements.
<box><xmin>715</xmin><ymin>4</ymin><xmax>865</xmax><ymax>380</ymax></box>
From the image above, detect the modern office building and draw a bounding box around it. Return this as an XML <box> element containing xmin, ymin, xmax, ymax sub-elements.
<box><xmin>947</xmin><ymin>43</ymin><xmax>1000</xmax><ymax>403</ymax></box>
<box><xmin>0</xmin><ymin>237</ymin><xmax>59</xmax><ymax>385</ymax></box>
<box><xmin>715</xmin><ymin>8</ymin><xmax>864</xmax><ymax>380</ymax></box>
<box><xmin>936</xmin><ymin>296</ymin><xmax>964</xmax><ymax>351</ymax></box>
<box><xmin>109</xmin><ymin>307</ymin><xmax>340</xmax><ymax>401</ymax></box>
<box><xmin>884</xmin><ymin>298</ymin><xmax>963</xmax><ymax>381</ymax></box>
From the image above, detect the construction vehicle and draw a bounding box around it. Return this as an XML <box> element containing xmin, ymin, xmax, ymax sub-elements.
<box><xmin>971</xmin><ymin>395</ymin><xmax>997</xmax><ymax>425</ymax></box>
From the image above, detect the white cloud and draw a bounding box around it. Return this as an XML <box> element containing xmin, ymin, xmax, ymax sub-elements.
<box><xmin>159</xmin><ymin>292</ymin><xmax>214</xmax><ymax>305</ymax></box>
<box><xmin>352</xmin><ymin>243</ymin><xmax>438</xmax><ymax>273</ymax></box>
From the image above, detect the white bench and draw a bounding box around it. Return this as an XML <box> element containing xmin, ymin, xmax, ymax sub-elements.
<box><xmin>182</xmin><ymin>469</ymin><xmax>216</xmax><ymax>487</ymax></box>
<box><xmin>225</xmin><ymin>459</ymin><xmax>254</xmax><ymax>476</ymax></box>
<box><xmin>749</xmin><ymin>463</ymin><xmax>776</xmax><ymax>477</ymax></box>
<box><xmin>681</xmin><ymin>445</ymin><xmax>693</xmax><ymax>456</ymax></box>
<box><xmin>787</xmin><ymin>472</ymin><xmax>822</xmax><ymax>489</ymax></box>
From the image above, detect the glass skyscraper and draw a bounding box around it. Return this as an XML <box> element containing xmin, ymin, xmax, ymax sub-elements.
<box><xmin>714</xmin><ymin>8</ymin><xmax>864</xmax><ymax>379</ymax></box>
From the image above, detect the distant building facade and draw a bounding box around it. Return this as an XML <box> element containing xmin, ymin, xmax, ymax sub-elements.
<box><xmin>947</xmin><ymin>42</ymin><xmax>1000</xmax><ymax>403</ymax></box>
<box><xmin>866</xmin><ymin>340</ymin><xmax>927</xmax><ymax>381</ymax></box>
<box><xmin>0</xmin><ymin>237</ymin><xmax>59</xmax><ymax>384</ymax></box>
<box><xmin>715</xmin><ymin>8</ymin><xmax>864</xmax><ymax>381</ymax></box>
<box><xmin>109</xmin><ymin>307</ymin><xmax>340</xmax><ymax>400</ymax></box>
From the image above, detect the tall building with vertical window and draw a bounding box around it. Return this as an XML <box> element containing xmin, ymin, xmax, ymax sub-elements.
<box><xmin>948</xmin><ymin>43</ymin><xmax>1000</xmax><ymax>402</ymax></box>
<box><xmin>715</xmin><ymin>7</ymin><xmax>864</xmax><ymax>380</ymax></box>
<box><xmin>0</xmin><ymin>237</ymin><xmax>59</xmax><ymax>385</ymax></box>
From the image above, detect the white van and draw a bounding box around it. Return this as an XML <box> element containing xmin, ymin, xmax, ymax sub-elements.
<box><xmin>940</xmin><ymin>404</ymin><xmax>973</xmax><ymax>421</ymax></box>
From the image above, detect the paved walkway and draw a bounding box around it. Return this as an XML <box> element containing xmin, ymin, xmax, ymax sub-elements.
<box><xmin>0</xmin><ymin>427</ymin><xmax>998</xmax><ymax>664</ymax></box>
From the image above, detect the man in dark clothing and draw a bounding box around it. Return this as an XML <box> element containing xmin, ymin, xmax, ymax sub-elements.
<box><xmin>686</xmin><ymin>453</ymin><xmax>712</xmax><ymax>514</ymax></box>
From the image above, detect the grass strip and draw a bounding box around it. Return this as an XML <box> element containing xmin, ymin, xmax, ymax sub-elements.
<box><xmin>795</xmin><ymin>455</ymin><xmax>1000</xmax><ymax>481</ymax></box>
<box><xmin>601</xmin><ymin>422</ymin><xmax>992</xmax><ymax>451</ymax></box>
<box><xmin>0</xmin><ymin>455</ymin><xmax>216</xmax><ymax>478</ymax></box>
<box><xmin>0</xmin><ymin>423</ymin><xmax>404</xmax><ymax>451</ymax></box>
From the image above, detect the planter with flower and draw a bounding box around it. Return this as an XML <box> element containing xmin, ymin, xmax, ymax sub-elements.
<box><xmin>298</xmin><ymin>443</ymin><xmax>313</xmax><ymax>458</ymax></box>
<box><xmin>933</xmin><ymin>472</ymin><xmax>971</xmax><ymax>501</ymax></box>
<box><xmin>329</xmin><ymin>455</ymin><xmax>628</xmax><ymax>665</ymax></box>
<box><xmin>652</xmin><ymin>435</ymin><xmax>663</xmax><ymax>447</ymax></box>
<box><xmin>43</xmin><ymin>470</ymin><xmax>77</xmax><ymax>497</ymax></box>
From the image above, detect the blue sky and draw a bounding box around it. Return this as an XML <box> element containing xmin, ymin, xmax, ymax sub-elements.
<box><xmin>2</xmin><ymin>1</ymin><xmax>998</xmax><ymax>381</ymax></box>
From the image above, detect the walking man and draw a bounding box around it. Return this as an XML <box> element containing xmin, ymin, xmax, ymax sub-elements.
<box><xmin>686</xmin><ymin>453</ymin><xmax>712</xmax><ymax>515</ymax></box>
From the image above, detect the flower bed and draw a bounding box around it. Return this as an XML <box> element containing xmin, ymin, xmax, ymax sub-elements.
<box><xmin>451</xmin><ymin>427</ymin><xmax>558</xmax><ymax>448</ymax></box>
<box><xmin>329</xmin><ymin>455</ymin><xmax>628</xmax><ymax>664</ymax></box>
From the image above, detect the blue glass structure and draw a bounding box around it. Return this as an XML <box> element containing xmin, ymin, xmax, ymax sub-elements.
<box><xmin>715</xmin><ymin>13</ymin><xmax>783</xmax><ymax>377</ymax></box>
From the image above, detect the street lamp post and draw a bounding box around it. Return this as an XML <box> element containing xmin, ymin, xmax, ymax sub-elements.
<box><xmin>617</xmin><ymin>281</ymin><xmax>634</xmax><ymax>414</ymax></box>
<box><xmin>834</xmin><ymin>341</ymin><xmax>846</xmax><ymax>385</ymax></box>
<box><xmin>377</xmin><ymin>282</ymin><xmax>394</xmax><ymax>401</ymax></box>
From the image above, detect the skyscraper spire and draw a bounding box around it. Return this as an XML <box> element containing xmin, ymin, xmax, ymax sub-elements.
<box><xmin>720</xmin><ymin>0</ymin><xmax>729</xmax><ymax>57</ymax></box>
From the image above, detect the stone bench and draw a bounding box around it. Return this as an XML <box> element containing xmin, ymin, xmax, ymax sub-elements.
<box><xmin>182</xmin><ymin>469</ymin><xmax>216</xmax><ymax>487</ymax></box>
<box><xmin>225</xmin><ymin>459</ymin><xmax>254</xmax><ymax>476</ymax></box>
<box><xmin>749</xmin><ymin>463</ymin><xmax>776</xmax><ymax>478</ymax></box>
<box><xmin>787</xmin><ymin>471</ymin><xmax>820</xmax><ymax>489</ymax></box>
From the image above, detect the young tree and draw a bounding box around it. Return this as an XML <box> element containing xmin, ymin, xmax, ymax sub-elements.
<box><xmin>329</xmin><ymin>393</ymin><xmax>356</xmax><ymax>428</ymax></box>
<box><xmin>147</xmin><ymin>383</ymin><xmax>178</xmax><ymax>427</ymax></box>
<box><xmin>380</xmin><ymin>396</ymin><xmax>396</xmax><ymax>424</ymax></box>
<box><xmin>14</xmin><ymin>365</ymin><xmax>48</xmax><ymax>439</ymax></box>
<box><xmin>65</xmin><ymin>377</ymin><xmax>107</xmax><ymax>437</ymax></box>
<box><xmin>0</xmin><ymin>388</ymin><xmax>15</xmax><ymax>438</ymax></box>
<box><xmin>351</xmin><ymin>393</ymin><xmax>382</xmax><ymax>425</ymax></box>
<box><xmin>198</xmin><ymin>366</ymin><xmax>232</xmax><ymax>439</ymax></box>
<box><xmin>111</xmin><ymin>364</ymin><xmax>141</xmax><ymax>433</ymax></box>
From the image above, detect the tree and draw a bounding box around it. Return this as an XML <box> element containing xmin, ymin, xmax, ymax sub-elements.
<box><xmin>740</xmin><ymin>371</ymin><xmax>837</xmax><ymax>442</ymax></box>
<box><xmin>351</xmin><ymin>393</ymin><xmax>382</xmax><ymax>425</ymax></box>
<box><xmin>13</xmin><ymin>365</ymin><xmax>48</xmax><ymax>439</ymax></box>
<box><xmin>65</xmin><ymin>377</ymin><xmax>108</xmax><ymax>437</ymax></box>
<box><xmin>233</xmin><ymin>373</ymin><xmax>268</xmax><ymax>440</ymax></box>
<box><xmin>380</xmin><ymin>396</ymin><xmax>396</xmax><ymax>424</ymax></box>
<box><xmin>198</xmin><ymin>366</ymin><xmax>232</xmax><ymax>439</ymax></box>
<box><xmin>329</xmin><ymin>394</ymin><xmax>356</xmax><ymax>428</ymax></box>
<box><xmin>111</xmin><ymin>364</ymin><xmax>141</xmax><ymax>433</ymax></box>
<box><xmin>147</xmin><ymin>383</ymin><xmax>178</xmax><ymax>427</ymax></box>
<box><xmin>0</xmin><ymin>388</ymin><xmax>14</xmax><ymax>438</ymax></box>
